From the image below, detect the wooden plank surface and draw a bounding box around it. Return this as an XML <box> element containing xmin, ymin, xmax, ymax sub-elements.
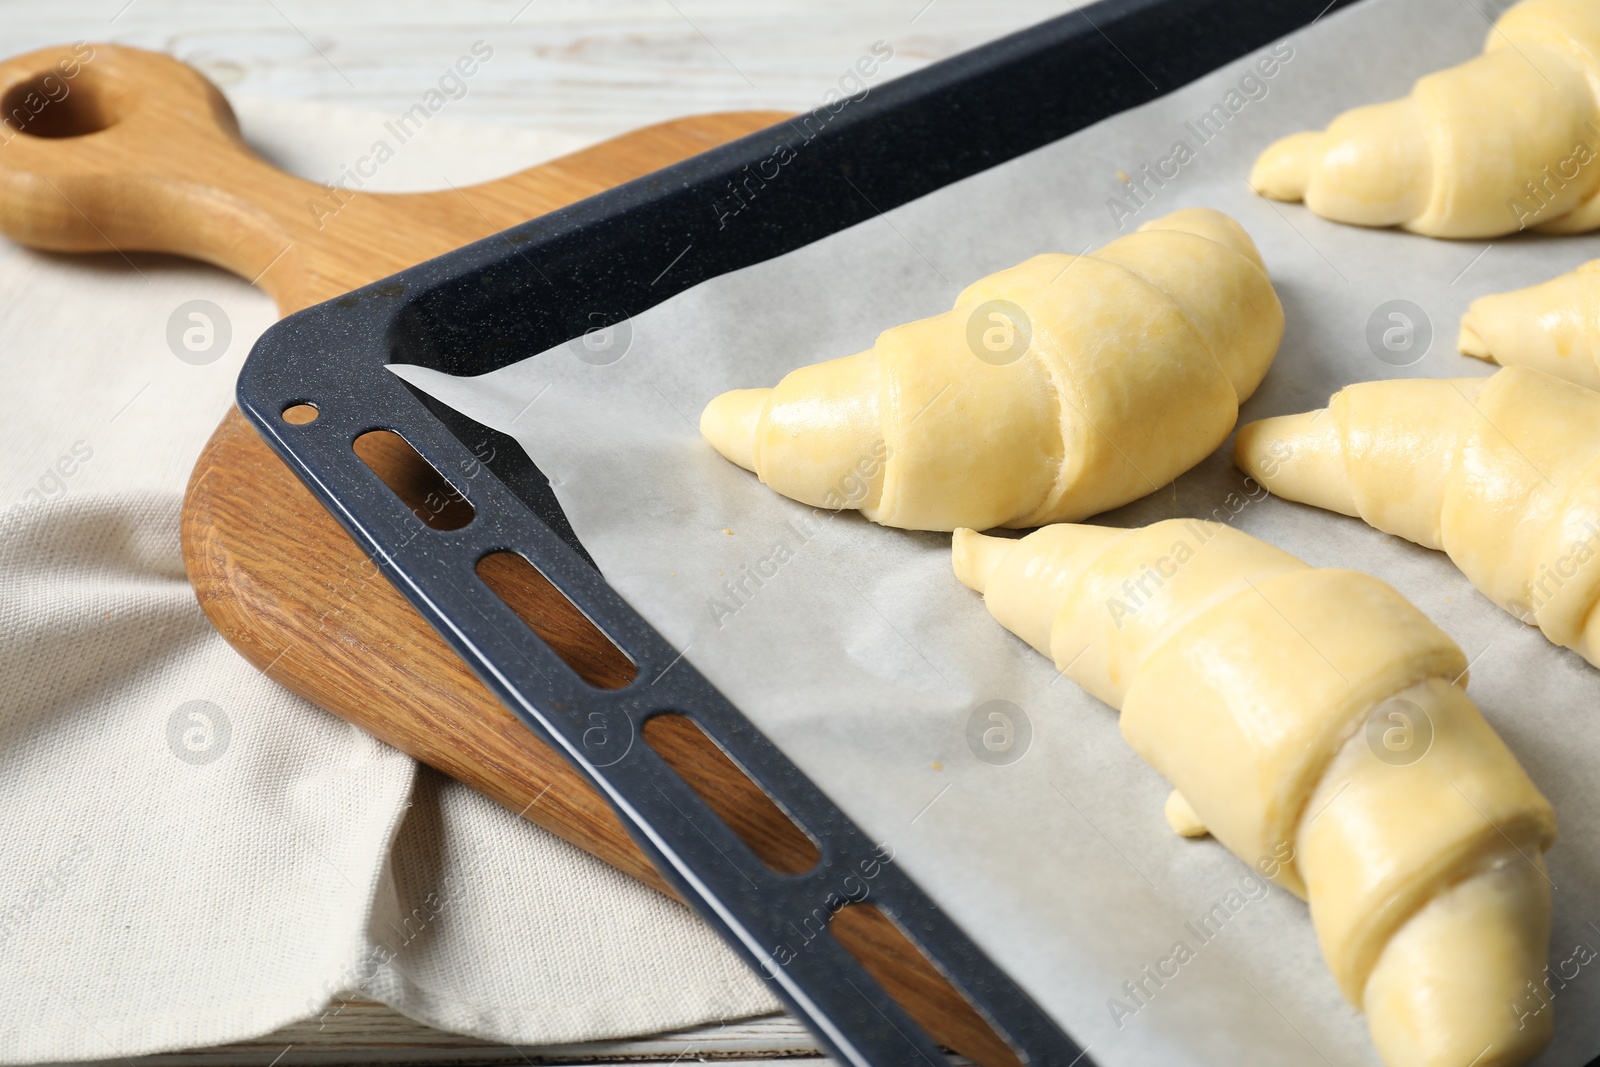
<box><xmin>55</xmin><ymin>1002</ymin><xmax>855</xmax><ymax>1066</ymax></box>
<box><xmin>4</xmin><ymin>1</ymin><xmax>1084</xmax><ymax>145</ymax></box>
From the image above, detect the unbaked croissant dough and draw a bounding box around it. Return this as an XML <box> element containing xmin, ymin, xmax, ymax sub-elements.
<box><xmin>1252</xmin><ymin>0</ymin><xmax>1600</xmax><ymax>237</ymax></box>
<box><xmin>954</xmin><ymin>520</ymin><xmax>1556</xmax><ymax>1067</ymax></box>
<box><xmin>699</xmin><ymin>208</ymin><xmax>1283</xmax><ymax>531</ymax></box>
<box><xmin>1235</xmin><ymin>366</ymin><xmax>1600</xmax><ymax>668</ymax></box>
<box><xmin>1459</xmin><ymin>259</ymin><xmax>1600</xmax><ymax>388</ymax></box>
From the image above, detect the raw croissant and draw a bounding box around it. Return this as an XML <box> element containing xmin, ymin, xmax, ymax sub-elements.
<box><xmin>1235</xmin><ymin>365</ymin><xmax>1600</xmax><ymax>668</ymax></box>
<box><xmin>954</xmin><ymin>520</ymin><xmax>1556</xmax><ymax>1067</ymax></box>
<box><xmin>1252</xmin><ymin>0</ymin><xmax>1600</xmax><ymax>237</ymax></box>
<box><xmin>699</xmin><ymin>208</ymin><xmax>1283</xmax><ymax>531</ymax></box>
<box><xmin>1459</xmin><ymin>259</ymin><xmax>1600</xmax><ymax>389</ymax></box>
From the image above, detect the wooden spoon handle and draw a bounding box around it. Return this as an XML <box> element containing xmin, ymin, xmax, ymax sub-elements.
<box><xmin>0</xmin><ymin>44</ymin><xmax>319</xmax><ymax>304</ymax></box>
<box><xmin>0</xmin><ymin>42</ymin><xmax>785</xmax><ymax>314</ymax></box>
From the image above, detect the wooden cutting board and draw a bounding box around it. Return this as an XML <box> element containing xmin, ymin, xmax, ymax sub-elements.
<box><xmin>0</xmin><ymin>42</ymin><xmax>1021</xmax><ymax>1067</ymax></box>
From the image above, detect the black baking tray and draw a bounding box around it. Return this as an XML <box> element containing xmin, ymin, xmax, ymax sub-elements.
<box><xmin>237</xmin><ymin>0</ymin><xmax>1359</xmax><ymax>1063</ymax></box>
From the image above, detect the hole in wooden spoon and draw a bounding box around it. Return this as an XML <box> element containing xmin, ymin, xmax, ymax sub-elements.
<box><xmin>830</xmin><ymin>902</ymin><xmax>1026</xmax><ymax>1067</ymax></box>
<box><xmin>353</xmin><ymin>429</ymin><xmax>474</xmax><ymax>531</ymax></box>
<box><xmin>2</xmin><ymin>70</ymin><xmax>127</xmax><ymax>138</ymax></box>
<box><xmin>476</xmin><ymin>550</ymin><xmax>637</xmax><ymax>690</ymax></box>
<box><xmin>642</xmin><ymin>712</ymin><xmax>820</xmax><ymax>875</ymax></box>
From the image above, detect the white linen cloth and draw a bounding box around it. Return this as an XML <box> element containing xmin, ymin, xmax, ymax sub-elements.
<box><xmin>0</xmin><ymin>95</ymin><xmax>778</xmax><ymax>1064</ymax></box>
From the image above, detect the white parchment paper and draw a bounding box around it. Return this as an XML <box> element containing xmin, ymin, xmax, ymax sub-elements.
<box><xmin>393</xmin><ymin>1</ymin><xmax>1600</xmax><ymax>1063</ymax></box>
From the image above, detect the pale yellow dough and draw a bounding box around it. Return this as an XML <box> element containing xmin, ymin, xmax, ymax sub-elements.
<box><xmin>1459</xmin><ymin>258</ymin><xmax>1600</xmax><ymax>389</ymax></box>
<box><xmin>1236</xmin><ymin>366</ymin><xmax>1600</xmax><ymax>668</ymax></box>
<box><xmin>1251</xmin><ymin>0</ymin><xmax>1600</xmax><ymax>237</ymax></box>
<box><xmin>953</xmin><ymin>520</ymin><xmax>1556</xmax><ymax>1067</ymax></box>
<box><xmin>698</xmin><ymin>208</ymin><xmax>1282</xmax><ymax>531</ymax></box>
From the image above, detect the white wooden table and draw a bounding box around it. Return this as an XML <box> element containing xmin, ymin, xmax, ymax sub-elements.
<box><xmin>65</xmin><ymin>1006</ymin><xmax>842</xmax><ymax>1065</ymax></box>
<box><xmin>9</xmin><ymin>1</ymin><xmax>1084</xmax><ymax>141</ymax></box>
<box><xmin>4</xmin><ymin>1</ymin><xmax>1082</xmax><ymax>1061</ymax></box>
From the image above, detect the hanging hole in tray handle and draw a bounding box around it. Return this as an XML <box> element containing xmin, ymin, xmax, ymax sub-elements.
<box><xmin>353</xmin><ymin>429</ymin><xmax>476</xmax><ymax>531</ymax></box>
<box><xmin>831</xmin><ymin>902</ymin><xmax>1027</xmax><ymax>1067</ymax></box>
<box><xmin>641</xmin><ymin>712</ymin><xmax>821</xmax><ymax>875</ymax></box>
<box><xmin>1</xmin><ymin>63</ymin><xmax>129</xmax><ymax>139</ymax></box>
<box><xmin>476</xmin><ymin>550</ymin><xmax>638</xmax><ymax>690</ymax></box>
<box><xmin>281</xmin><ymin>402</ymin><xmax>319</xmax><ymax>425</ymax></box>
